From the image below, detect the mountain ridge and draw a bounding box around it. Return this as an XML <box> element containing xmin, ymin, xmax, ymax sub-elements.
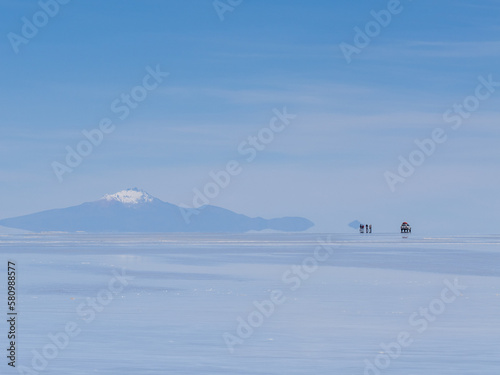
<box><xmin>0</xmin><ymin>188</ymin><xmax>314</xmax><ymax>233</ymax></box>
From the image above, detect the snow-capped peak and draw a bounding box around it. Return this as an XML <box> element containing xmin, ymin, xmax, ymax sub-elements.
<box><xmin>102</xmin><ymin>188</ymin><xmax>154</xmax><ymax>204</ymax></box>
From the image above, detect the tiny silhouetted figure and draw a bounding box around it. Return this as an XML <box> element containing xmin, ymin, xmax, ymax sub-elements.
<box><xmin>369</xmin><ymin>224</ymin><xmax>372</xmax><ymax>233</ymax></box>
<box><xmin>366</xmin><ymin>224</ymin><xmax>369</xmax><ymax>234</ymax></box>
<box><xmin>360</xmin><ymin>224</ymin><xmax>364</xmax><ymax>233</ymax></box>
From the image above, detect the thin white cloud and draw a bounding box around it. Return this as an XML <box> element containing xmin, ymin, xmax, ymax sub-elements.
<box><xmin>364</xmin><ymin>40</ymin><xmax>500</xmax><ymax>59</ymax></box>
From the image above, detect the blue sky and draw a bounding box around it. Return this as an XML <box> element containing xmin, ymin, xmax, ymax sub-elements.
<box><xmin>1</xmin><ymin>0</ymin><xmax>499</xmax><ymax>234</ymax></box>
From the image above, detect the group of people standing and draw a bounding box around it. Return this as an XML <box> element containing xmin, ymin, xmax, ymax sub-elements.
<box><xmin>360</xmin><ymin>224</ymin><xmax>372</xmax><ymax>233</ymax></box>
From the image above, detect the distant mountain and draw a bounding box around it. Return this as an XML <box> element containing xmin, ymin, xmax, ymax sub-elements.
<box><xmin>0</xmin><ymin>188</ymin><xmax>314</xmax><ymax>233</ymax></box>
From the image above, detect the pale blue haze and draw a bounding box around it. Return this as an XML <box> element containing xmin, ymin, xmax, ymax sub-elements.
<box><xmin>1</xmin><ymin>0</ymin><xmax>499</xmax><ymax>233</ymax></box>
